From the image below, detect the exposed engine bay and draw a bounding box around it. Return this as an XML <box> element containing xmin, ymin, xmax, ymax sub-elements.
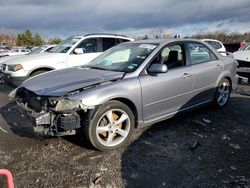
<box><xmin>13</xmin><ymin>87</ymin><xmax>88</xmax><ymax>136</ymax></box>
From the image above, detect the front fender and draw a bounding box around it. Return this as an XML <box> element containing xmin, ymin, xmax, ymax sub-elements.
<box><xmin>68</xmin><ymin>78</ymin><xmax>143</xmax><ymax>121</ymax></box>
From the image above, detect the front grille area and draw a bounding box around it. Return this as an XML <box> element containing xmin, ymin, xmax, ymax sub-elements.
<box><xmin>16</xmin><ymin>87</ymin><xmax>47</xmax><ymax>112</ymax></box>
<box><xmin>238</xmin><ymin>60</ymin><xmax>250</xmax><ymax>68</ymax></box>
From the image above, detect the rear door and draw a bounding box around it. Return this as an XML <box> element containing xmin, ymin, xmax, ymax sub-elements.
<box><xmin>139</xmin><ymin>43</ymin><xmax>193</xmax><ymax>121</ymax></box>
<box><xmin>186</xmin><ymin>42</ymin><xmax>223</xmax><ymax>105</ymax></box>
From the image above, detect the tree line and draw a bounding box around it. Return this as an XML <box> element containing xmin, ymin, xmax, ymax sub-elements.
<box><xmin>191</xmin><ymin>31</ymin><xmax>250</xmax><ymax>44</ymax></box>
<box><xmin>0</xmin><ymin>29</ymin><xmax>62</xmax><ymax>46</ymax></box>
<box><xmin>1</xmin><ymin>29</ymin><xmax>249</xmax><ymax>47</ymax></box>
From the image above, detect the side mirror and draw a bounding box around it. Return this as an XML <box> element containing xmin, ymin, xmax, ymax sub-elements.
<box><xmin>74</xmin><ymin>48</ymin><xmax>84</xmax><ymax>55</ymax></box>
<box><xmin>147</xmin><ymin>64</ymin><xmax>168</xmax><ymax>74</ymax></box>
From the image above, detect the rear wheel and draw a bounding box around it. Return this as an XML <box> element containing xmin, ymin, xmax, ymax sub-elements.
<box><xmin>84</xmin><ymin>101</ymin><xmax>135</xmax><ymax>151</ymax></box>
<box><xmin>214</xmin><ymin>78</ymin><xmax>231</xmax><ymax>108</ymax></box>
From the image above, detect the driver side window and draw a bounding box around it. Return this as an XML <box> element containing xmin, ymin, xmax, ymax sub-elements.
<box><xmin>151</xmin><ymin>43</ymin><xmax>185</xmax><ymax>69</ymax></box>
<box><xmin>76</xmin><ymin>38</ymin><xmax>97</xmax><ymax>53</ymax></box>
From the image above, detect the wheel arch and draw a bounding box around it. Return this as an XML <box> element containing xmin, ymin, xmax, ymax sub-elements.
<box><xmin>28</xmin><ymin>66</ymin><xmax>54</xmax><ymax>76</ymax></box>
<box><xmin>106</xmin><ymin>97</ymin><xmax>139</xmax><ymax>128</ymax></box>
<box><xmin>224</xmin><ymin>76</ymin><xmax>232</xmax><ymax>87</ymax></box>
<box><xmin>216</xmin><ymin>71</ymin><xmax>232</xmax><ymax>87</ymax></box>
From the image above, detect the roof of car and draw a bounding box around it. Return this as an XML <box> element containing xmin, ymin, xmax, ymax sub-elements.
<box><xmin>122</xmin><ymin>38</ymin><xmax>204</xmax><ymax>45</ymax></box>
<box><xmin>201</xmin><ymin>39</ymin><xmax>223</xmax><ymax>43</ymax></box>
<box><xmin>72</xmin><ymin>33</ymin><xmax>132</xmax><ymax>39</ymax></box>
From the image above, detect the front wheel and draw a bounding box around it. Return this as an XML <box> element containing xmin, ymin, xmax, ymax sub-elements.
<box><xmin>214</xmin><ymin>78</ymin><xmax>231</xmax><ymax>108</ymax></box>
<box><xmin>84</xmin><ymin>101</ymin><xmax>135</xmax><ymax>151</ymax></box>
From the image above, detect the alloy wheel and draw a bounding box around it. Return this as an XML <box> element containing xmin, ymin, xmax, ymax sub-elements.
<box><xmin>95</xmin><ymin>109</ymin><xmax>131</xmax><ymax>147</ymax></box>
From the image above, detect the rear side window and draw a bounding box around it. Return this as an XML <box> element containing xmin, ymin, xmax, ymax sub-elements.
<box><xmin>187</xmin><ymin>42</ymin><xmax>217</xmax><ymax>65</ymax></box>
<box><xmin>101</xmin><ymin>38</ymin><xmax>117</xmax><ymax>51</ymax></box>
<box><xmin>118</xmin><ymin>39</ymin><xmax>130</xmax><ymax>44</ymax></box>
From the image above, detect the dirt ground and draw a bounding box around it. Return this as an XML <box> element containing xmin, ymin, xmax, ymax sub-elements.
<box><xmin>0</xmin><ymin>82</ymin><xmax>249</xmax><ymax>188</ymax></box>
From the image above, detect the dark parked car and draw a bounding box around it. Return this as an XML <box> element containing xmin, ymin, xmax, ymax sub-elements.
<box><xmin>10</xmin><ymin>39</ymin><xmax>238</xmax><ymax>151</ymax></box>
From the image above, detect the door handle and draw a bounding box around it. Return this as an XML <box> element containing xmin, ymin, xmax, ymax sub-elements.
<box><xmin>182</xmin><ymin>73</ymin><xmax>192</xmax><ymax>78</ymax></box>
<box><xmin>216</xmin><ymin>64</ymin><xmax>222</xmax><ymax>69</ymax></box>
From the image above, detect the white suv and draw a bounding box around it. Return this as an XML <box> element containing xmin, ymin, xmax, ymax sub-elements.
<box><xmin>2</xmin><ymin>34</ymin><xmax>134</xmax><ymax>86</ymax></box>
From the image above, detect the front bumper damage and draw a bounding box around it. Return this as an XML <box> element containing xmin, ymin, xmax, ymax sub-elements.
<box><xmin>13</xmin><ymin>87</ymin><xmax>91</xmax><ymax>136</ymax></box>
<box><xmin>236</xmin><ymin>60</ymin><xmax>250</xmax><ymax>79</ymax></box>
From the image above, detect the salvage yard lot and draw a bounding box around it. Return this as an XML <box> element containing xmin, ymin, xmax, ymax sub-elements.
<box><xmin>0</xmin><ymin>83</ymin><xmax>250</xmax><ymax>188</ymax></box>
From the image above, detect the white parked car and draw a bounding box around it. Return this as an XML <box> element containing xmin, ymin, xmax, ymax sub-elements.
<box><xmin>238</xmin><ymin>42</ymin><xmax>250</xmax><ymax>51</ymax></box>
<box><xmin>2</xmin><ymin>34</ymin><xmax>134</xmax><ymax>86</ymax></box>
<box><xmin>233</xmin><ymin>45</ymin><xmax>250</xmax><ymax>79</ymax></box>
<box><xmin>0</xmin><ymin>48</ymin><xmax>31</xmax><ymax>57</ymax></box>
<box><xmin>202</xmin><ymin>39</ymin><xmax>227</xmax><ymax>56</ymax></box>
<box><xmin>0</xmin><ymin>45</ymin><xmax>55</xmax><ymax>72</ymax></box>
<box><xmin>28</xmin><ymin>45</ymin><xmax>56</xmax><ymax>55</ymax></box>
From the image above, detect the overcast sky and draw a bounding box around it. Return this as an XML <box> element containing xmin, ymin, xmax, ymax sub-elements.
<box><xmin>0</xmin><ymin>0</ymin><xmax>250</xmax><ymax>39</ymax></box>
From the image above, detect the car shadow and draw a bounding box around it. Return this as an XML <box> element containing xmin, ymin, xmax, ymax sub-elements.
<box><xmin>120</xmin><ymin>95</ymin><xmax>250</xmax><ymax>187</ymax></box>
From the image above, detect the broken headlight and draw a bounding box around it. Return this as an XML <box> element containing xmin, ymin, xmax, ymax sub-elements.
<box><xmin>8</xmin><ymin>87</ymin><xmax>19</xmax><ymax>99</ymax></box>
<box><xmin>54</xmin><ymin>98</ymin><xmax>86</xmax><ymax>113</ymax></box>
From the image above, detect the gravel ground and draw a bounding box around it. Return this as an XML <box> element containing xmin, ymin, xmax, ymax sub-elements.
<box><xmin>0</xmin><ymin>83</ymin><xmax>249</xmax><ymax>188</ymax></box>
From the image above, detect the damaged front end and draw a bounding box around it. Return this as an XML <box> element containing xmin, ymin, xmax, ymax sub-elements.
<box><xmin>10</xmin><ymin>87</ymin><xmax>89</xmax><ymax>136</ymax></box>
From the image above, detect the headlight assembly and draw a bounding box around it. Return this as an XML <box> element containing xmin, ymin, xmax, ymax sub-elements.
<box><xmin>8</xmin><ymin>87</ymin><xmax>19</xmax><ymax>99</ymax></box>
<box><xmin>54</xmin><ymin>98</ymin><xmax>86</xmax><ymax>113</ymax></box>
<box><xmin>8</xmin><ymin>64</ymin><xmax>23</xmax><ymax>72</ymax></box>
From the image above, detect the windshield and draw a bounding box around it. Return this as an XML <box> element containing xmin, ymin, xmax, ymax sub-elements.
<box><xmin>87</xmin><ymin>43</ymin><xmax>158</xmax><ymax>73</ymax></box>
<box><xmin>28</xmin><ymin>47</ymin><xmax>44</xmax><ymax>55</ymax></box>
<box><xmin>49</xmin><ymin>37</ymin><xmax>81</xmax><ymax>53</ymax></box>
<box><xmin>242</xmin><ymin>43</ymin><xmax>250</xmax><ymax>51</ymax></box>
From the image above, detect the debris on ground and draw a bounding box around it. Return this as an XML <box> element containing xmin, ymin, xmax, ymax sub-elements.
<box><xmin>189</xmin><ymin>141</ymin><xmax>201</xmax><ymax>151</ymax></box>
<box><xmin>191</xmin><ymin>117</ymin><xmax>212</xmax><ymax>127</ymax></box>
<box><xmin>0</xmin><ymin>126</ymin><xmax>8</xmax><ymax>133</ymax></box>
<box><xmin>217</xmin><ymin>169</ymin><xmax>224</xmax><ymax>173</ymax></box>
<box><xmin>230</xmin><ymin>176</ymin><xmax>249</xmax><ymax>187</ymax></box>
<box><xmin>192</xmin><ymin>132</ymin><xmax>204</xmax><ymax>138</ymax></box>
<box><xmin>222</xmin><ymin>135</ymin><xmax>230</xmax><ymax>140</ymax></box>
<box><xmin>92</xmin><ymin>173</ymin><xmax>102</xmax><ymax>185</ymax></box>
<box><xmin>229</xmin><ymin>143</ymin><xmax>241</xmax><ymax>149</ymax></box>
<box><xmin>230</xmin><ymin>165</ymin><xmax>237</xmax><ymax>170</ymax></box>
<box><xmin>90</xmin><ymin>155</ymin><xmax>103</xmax><ymax>160</ymax></box>
<box><xmin>202</xmin><ymin>118</ymin><xmax>212</xmax><ymax>124</ymax></box>
<box><xmin>193</xmin><ymin>119</ymin><xmax>207</xmax><ymax>126</ymax></box>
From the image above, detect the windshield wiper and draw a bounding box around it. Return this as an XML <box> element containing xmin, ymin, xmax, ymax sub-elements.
<box><xmin>86</xmin><ymin>66</ymin><xmax>110</xmax><ymax>71</ymax></box>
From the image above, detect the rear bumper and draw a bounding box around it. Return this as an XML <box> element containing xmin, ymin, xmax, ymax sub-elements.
<box><xmin>1</xmin><ymin>73</ymin><xmax>26</xmax><ymax>86</ymax></box>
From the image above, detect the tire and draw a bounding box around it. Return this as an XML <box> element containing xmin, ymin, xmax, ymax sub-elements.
<box><xmin>29</xmin><ymin>70</ymin><xmax>47</xmax><ymax>77</ymax></box>
<box><xmin>84</xmin><ymin>100</ymin><xmax>135</xmax><ymax>151</ymax></box>
<box><xmin>213</xmin><ymin>78</ymin><xmax>231</xmax><ymax>108</ymax></box>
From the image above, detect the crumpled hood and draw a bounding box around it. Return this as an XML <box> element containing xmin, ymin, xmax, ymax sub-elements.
<box><xmin>3</xmin><ymin>53</ymin><xmax>66</xmax><ymax>65</ymax></box>
<box><xmin>22</xmin><ymin>67</ymin><xmax>124</xmax><ymax>96</ymax></box>
<box><xmin>233</xmin><ymin>51</ymin><xmax>250</xmax><ymax>62</ymax></box>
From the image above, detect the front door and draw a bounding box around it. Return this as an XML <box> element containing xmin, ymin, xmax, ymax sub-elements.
<box><xmin>139</xmin><ymin>43</ymin><xmax>193</xmax><ymax>121</ymax></box>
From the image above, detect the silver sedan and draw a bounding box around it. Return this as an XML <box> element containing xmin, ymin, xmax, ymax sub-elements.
<box><xmin>11</xmin><ymin>39</ymin><xmax>238</xmax><ymax>151</ymax></box>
